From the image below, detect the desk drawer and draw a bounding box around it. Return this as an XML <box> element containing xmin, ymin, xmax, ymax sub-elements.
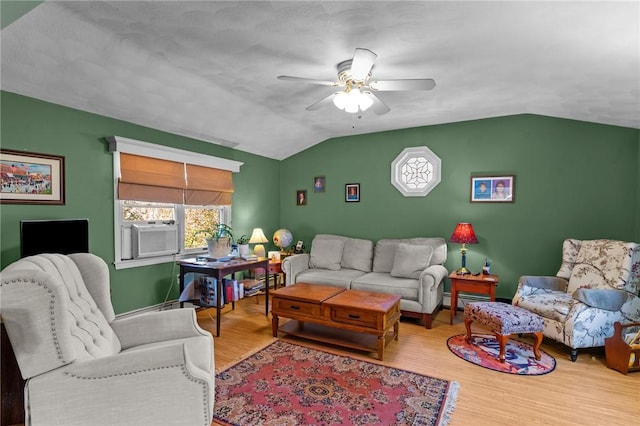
<box><xmin>331</xmin><ymin>308</ymin><xmax>378</xmax><ymax>329</ymax></box>
<box><xmin>272</xmin><ymin>298</ymin><xmax>321</xmax><ymax>318</ymax></box>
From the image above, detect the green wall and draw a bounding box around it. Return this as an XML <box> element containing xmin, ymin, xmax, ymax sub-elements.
<box><xmin>280</xmin><ymin>114</ymin><xmax>640</xmax><ymax>299</ymax></box>
<box><xmin>2</xmin><ymin>91</ymin><xmax>639</xmax><ymax>310</ymax></box>
<box><xmin>0</xmin><ymin>91</ymin><xmax>280</xmax><ymax>313</ymax></box>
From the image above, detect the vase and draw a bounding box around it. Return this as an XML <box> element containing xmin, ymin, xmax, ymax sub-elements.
<box><xmin>238</xmin><ymin>244</ymin><xmax>251</xmax><ymax>258</ymax></box>
<box><xmin>206</xmin><ymin>237</ymin><xmax>231</xmax><ymax>258</ymax></box>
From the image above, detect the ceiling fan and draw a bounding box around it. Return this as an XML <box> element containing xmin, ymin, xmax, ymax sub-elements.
<box><xmin>277</xmin><ymin>48</ymin><xmax>436</xmax><ymax>115</ymax></box>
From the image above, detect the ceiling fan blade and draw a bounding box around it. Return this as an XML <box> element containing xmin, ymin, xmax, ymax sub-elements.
<box><xmin>350</xmin><ymin>48</ymin><xmax>377</xmax><ymax>81</ymax></box>
<box><xmin>277</xmin><ymin>75</ymin><xmax>337</xmax><ymax>86</ymax></box>
<box><xmin>306</xmin><ymin>93</ymin><xmax>336</xmax><ymax>111</ymax></box>
<box><xmin>370</xmin><ymin>79</ymin><xmax>436</xmax><ymax>91</ymax></box>
<box><xmin>364</xmin><ymin>92</ymin><xmax>391</xmax><ymax>115</ymax></box>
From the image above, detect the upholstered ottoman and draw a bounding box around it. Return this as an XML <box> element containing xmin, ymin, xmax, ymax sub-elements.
<box><xmin>464</xmin><ymin>301</ymin><xmax>544</xmax><ymax>362</ymax></box>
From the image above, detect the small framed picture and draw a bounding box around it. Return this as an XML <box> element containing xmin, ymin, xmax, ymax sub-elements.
<box><xmin>313</xmin><ymin>176</ymin><xmax>325</xmax><ymax>192</ymax></box>
<box><xmin>296</xmin><ymin>190</ymin><xmax>307</xmax><ymax>206</ymax></box>
<box><xmin>267</xmin><ymin>251</ymin><xmax>281</xmax><ymax>261</ymax></box>
<box><xmin>345</xmin><ymin>183</ymin><xmax>360</xmax><ymax>202</ymax></box>
<box><xmin>470</xmin><ymin>175</ymin><xmax>515</xmax><ymax>203</ymax></box>
<box><xmin>1</xmin><ymin>149</ymin><xmax>65</xmax><ymax>205</ymax></box>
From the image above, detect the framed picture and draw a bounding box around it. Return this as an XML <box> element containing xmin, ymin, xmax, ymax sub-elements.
<box><xmin>296</xmin><ymin>189</ymin><xmax>307</xmax><ymax>206</ymax></box>
<box><xmin>313</xmin><ymin>176</ymin><xmax>325</xmax><ymax>192</ymax></box>
<box><xmin>345</xmin><ymin>183</ymin><xmax>360</xmax><ymax>202</ymax></box>
<box><xmin>0</xmin><ymin>149</ymin><xmax>65</xmax><ymax>205</ymax></box>
<box><xmin>267</xmin><ymin>251</ymin><xmax>281</xmax><ymax>261</ymax></box>
<box><xmin>470</xmin><ymin>175</ymin><xmax>515</xmax><ymax>203</ymax></box>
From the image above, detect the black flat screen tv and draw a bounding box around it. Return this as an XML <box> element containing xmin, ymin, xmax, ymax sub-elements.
<box><xmin>20</xmin><ymin>219</ymin><xmax>89</xmax><ymax>258</ymax></box>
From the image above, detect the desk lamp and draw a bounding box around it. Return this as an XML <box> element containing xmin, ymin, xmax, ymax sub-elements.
<box><xmin>449</xmin><ymin>223</ymin><xmax>478</xmax><ymax>275</ymax></box>
<box><xmin>249</xmin><ymin>228</ymin><xmax>268</xmax><ymax>258</ymax></box>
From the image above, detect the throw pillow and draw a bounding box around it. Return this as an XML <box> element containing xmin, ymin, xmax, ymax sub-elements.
<box><xmin>309</xmin><ymin>239</ymin><xmax>345</xmax><ymax>271</ymax></box>
<box><xmin>390</xmin><ymin>243</ymin><xmax>434</xmax><ymax>279</ymax></box>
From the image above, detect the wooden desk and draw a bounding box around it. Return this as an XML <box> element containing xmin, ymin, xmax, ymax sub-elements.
<box><xmin>178</xmin><ymin>257</ymin><xmax>270</xmax><ymax>337</ymax></box>
<box><xmin>449</xmin><ymin>272</ymin><xmax>499</xmax><ymax>325</ymax></box>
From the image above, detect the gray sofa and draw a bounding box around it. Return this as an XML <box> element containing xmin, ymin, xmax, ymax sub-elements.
<box><xmin>282</xmin><ymin>234</ymin><xmax>448</xmax><ymax>328</ymax></box>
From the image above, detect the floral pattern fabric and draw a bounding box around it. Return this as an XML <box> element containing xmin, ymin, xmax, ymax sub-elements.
<box><xmin>513</xmin><ymin>239</ymin><xmax>640</xmax><ymax>352</ymax></box>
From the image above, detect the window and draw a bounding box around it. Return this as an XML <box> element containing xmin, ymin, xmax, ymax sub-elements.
<box><xmin>391</xmin><ymin>146</ymin><xmax>441</xmax><ymax>197</ymax></box>
<box><xmin>109</xmin><ymin>136</ymin><xmax>242</xmax><ymax>269</ymax></box>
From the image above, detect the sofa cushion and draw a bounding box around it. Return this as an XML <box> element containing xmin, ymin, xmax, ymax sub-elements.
<box><xmin>372</xmin><ymin>239</ymin><xmax>411</xmax><ymax>273</ymax></box>
<box><xmin>390</xmin><ymin>243</ymin><xmax>434</xmax><ymax>279</ymax></box>
<box><xmin>341</xmin><ymin>238</ymin><xmax>374</xmax><ymax>272</ymax></box>
<box><xmin>408</xmin><ymin>237</ymin><xmax>447</xmax><ymax>265</ymax></box>
<box><xmin>351</xmin><ymin>272</ymin><xmax>420</xmax><ymax>302</ymax></box>
<box><xmin>309</xmin><ymin>238</ymin><xmax>344</xmax><ymax>270</ymax></box>
<box><xmin>296</xmin><ymin>268</ymin><xmax>366</xmax><ymax>289</ymax></box>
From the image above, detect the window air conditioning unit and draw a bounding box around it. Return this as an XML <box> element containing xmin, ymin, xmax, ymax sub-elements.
<box><xmin>132</xmin><ymin>224</ymin><xmax>179</xmax><ymax>259</ymax></box>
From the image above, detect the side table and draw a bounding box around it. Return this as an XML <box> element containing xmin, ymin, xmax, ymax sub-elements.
<box><xmin>268</xmin><ymin>260</ymin><xmax>283</xmax><ymax>289</ymax></box>
<box><xmin>449</xmin><ymin>272</ymin><xmax>499</xmax><ymax>325</ymax></box>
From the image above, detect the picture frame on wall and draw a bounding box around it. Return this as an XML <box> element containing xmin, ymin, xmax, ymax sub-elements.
<box><xmin>296</xmin><ymin>189</ymin><xmax>307</xmax><ymax>206</ymax></box>
<box><xmin>0</xmin><ymin>149</ymin><xmax>65</xmax><ymax>205</ymax></box>
<box><xmin>470</xmin><ymin>175</ymin><xmax>515</xmax><ymax>203</ymax></box>
<box><xmin>313</xmin><ymin>176</ymin><xmax>325</xmax><ymax>192</ymax></box>
<box><xmin>345</xmin><ymin>183</ymin><xmax>360</xmax><ymax>202</ymax></box>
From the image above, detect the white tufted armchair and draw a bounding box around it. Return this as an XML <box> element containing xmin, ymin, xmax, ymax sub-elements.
<box><xmin>513</xmin><ymin>239</ymin><xmax>640</xmax><ymax>361</ymax></box>
<box><xmin>0</xmin><ymin>253</ymin><xmax>214</xmax><ymax>426</ymax></box>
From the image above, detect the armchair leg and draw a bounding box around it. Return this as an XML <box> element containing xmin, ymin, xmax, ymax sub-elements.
<box><xmin>570</xmin><ymin>348</ymin><xmax>578</xmax><ymax>362</ymax></box>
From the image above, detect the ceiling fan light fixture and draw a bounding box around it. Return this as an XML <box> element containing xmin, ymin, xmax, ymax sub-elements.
<box><xmin>359</xmin><ymin>92</ymin><xmax>374</xmax><ymax>111</ymax></box>
<box><xmin>333</xmin><ymin>91</ymin><xmax>349</xmax><ymax>110</ymax></box>
<box><xmin>332</xmin><ymin>88</ymin><xmax>372</xmax><ymax>113</ymax></box>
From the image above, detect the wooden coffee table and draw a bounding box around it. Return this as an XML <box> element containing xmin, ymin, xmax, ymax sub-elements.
<box><xmin>271</xmin><ymin>283</ymin><xmax>401</xmax><ymax>360</ymax></box>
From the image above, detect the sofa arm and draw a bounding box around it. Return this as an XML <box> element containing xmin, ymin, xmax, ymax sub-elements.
<box><xmin>519</xmin><ymin>275</ymin><xmax>568</xmax><ymax>292</ymax></box>
<box><xmin>111</xmin><ymin>308</ymin><xmax>211</xmax><ymax>350</ymax></box>
<box><xmin>572</xmin><ymin>288</ymin><xmax>630</xmax><ymax>312</ymax></box>
<box><xmin>29</xmin><ymin>343</ymin><xmax>213</xmax><ymax>426</ymax></box>
<box><xmin>282</xmin><ymin>254</ymin><xmax>310</xmax><ymax>285</ymax></box>
<box><xmin>419</xmin><ymin>264</ymin><xmax>448</xmax><ymax>292</ymax></box>
<box><xmin>621</xmin><ymin>295</ymin><xmax>640</xmax><ymax>322</ymax></box>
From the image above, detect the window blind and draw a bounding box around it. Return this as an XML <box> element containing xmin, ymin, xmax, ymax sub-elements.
<box><xmin>117</xmin><ymin>153</ymin><xmax>233</xmax><ymax>205</ymax></box>
<box><xmin>185</xmin><ymin>163</ymin><xmax>233</xmax><ymax>205</ymax></box>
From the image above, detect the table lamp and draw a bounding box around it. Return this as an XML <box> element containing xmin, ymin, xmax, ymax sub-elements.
<box><xmin>448</xmin><ymin>223</ymin><xmax>478</xmax><ymax>275</ymax></box>
<box><xmin>249</xmin><ymin>228</ymin><xmax>268</xmax><ymax>257</ymax></box>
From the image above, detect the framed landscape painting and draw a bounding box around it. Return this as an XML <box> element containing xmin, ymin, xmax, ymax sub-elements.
<box><xmin>0</xmin><ymin>149</ymin><xmax>65</xmax><ymax>205</ymax></box>
<box><xmin>470</xmin><ymin>175</ymin><xmax>514</xmax><ymax>203</ymax></box>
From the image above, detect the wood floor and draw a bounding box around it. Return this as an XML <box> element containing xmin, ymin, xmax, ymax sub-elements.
<box><xmin>198</xmin><ymin>296</ymin><xmax>640</xmax><ymax>426</ymax></box>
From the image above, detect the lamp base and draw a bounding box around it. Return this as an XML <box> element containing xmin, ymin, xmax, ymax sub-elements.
<box><xmin>455</xmin><ymin>267</ymin><xmax>471</xmax><ymax>275</ymax></box>
<box><xmin>253</xmin><ymin>244</ymin><xmax>266</xmax><ymax>258</ymax></box>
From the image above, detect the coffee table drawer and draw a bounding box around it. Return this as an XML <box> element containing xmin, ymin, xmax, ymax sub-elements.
<box><xmin>273</xmin><ymin>298</ymin><xmax>321</xmax><ymax>318</ymax></box>
<box><xmin>331</xmin><ymin>308</ymin><xmax>378</xmax><ymax>329</ymax></box>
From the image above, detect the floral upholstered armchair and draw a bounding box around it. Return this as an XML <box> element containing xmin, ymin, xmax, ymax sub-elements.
<box><xmin>513</xmin><ymin>239</ymin><xmax>640</xmax><ymax>361</ymax></box>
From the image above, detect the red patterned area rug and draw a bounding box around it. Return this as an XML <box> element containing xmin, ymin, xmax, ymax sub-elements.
<box><xmin>214</xmin><ymin>340</ymin><xmax>459</xmax><ymax>426</ymax></box>
<box><xmin>447</xmin><ymin>334</ymin><xmax>556</xmax><ymax>376</ymax></box>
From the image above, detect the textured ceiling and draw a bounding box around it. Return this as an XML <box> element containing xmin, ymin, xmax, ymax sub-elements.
<box><xmin>1</xmin><ymin>1</ymin><xmax>638</xmax><ymax>160</ymax></box>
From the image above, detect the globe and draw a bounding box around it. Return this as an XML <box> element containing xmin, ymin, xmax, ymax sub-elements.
<box><xmin>273</xmin><ymin>228</ymin><xmax>293</xmax><ymax>250</ymax></box>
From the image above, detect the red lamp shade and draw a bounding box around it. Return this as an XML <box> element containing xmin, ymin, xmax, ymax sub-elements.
<box><xmin>449</xmin><ymin>223</ymin><xmax>478</xmax><ymax>244</ymax></box>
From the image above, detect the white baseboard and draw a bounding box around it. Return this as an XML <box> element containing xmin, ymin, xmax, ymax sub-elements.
<box><xmin>115</xmin><ymin>299</ymin><xmax>181</xmax><ymax>319</ymax></box>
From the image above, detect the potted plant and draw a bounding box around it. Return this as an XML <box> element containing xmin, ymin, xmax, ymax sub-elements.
<box><xmin>198</xmin><ymin>222</ymin><xmax>233</xmax><ymax>258</ymax></box>
<box><xmin>236</xmin><ymin>234</ymin><xmax>251</xmax><ymax>258</ymax></box>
